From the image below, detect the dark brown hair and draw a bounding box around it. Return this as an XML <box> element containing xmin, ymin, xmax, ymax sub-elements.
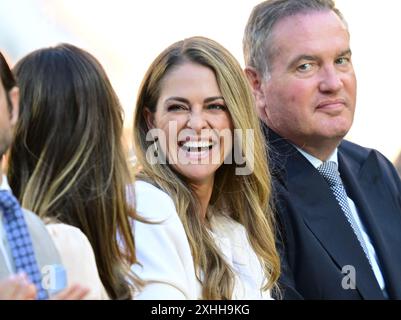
<box><xmin>8</xmin><ymin>44</ymin><xmax>137</xmax><ymax>299</ymax></box>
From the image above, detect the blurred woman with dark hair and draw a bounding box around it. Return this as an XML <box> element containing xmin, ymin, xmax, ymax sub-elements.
<box><xmin>0</xmin><ymin>50</ymin><xmax>89</xmax><ymax>300</ymax></box>
<box><xmin>8</xmin><ymin>44</ymin><xmax>139</xmax><ymax>299</ymax></box>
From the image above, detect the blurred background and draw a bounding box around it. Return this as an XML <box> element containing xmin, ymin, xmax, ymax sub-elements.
<box><xmin>1</xmin><ymin>0</ymin><xmax>400</xmax><ymax>163</ymax></box>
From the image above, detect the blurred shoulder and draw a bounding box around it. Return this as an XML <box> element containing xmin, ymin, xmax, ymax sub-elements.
<box><xmin>340</xmin><ymin>140</ymin><xmax>397</xmax><ymax>170</ymax></box>
<box><xmin>132</xmin><ymin>180</ymin><xmax>177</xmax><ymax>222</ymax></box>
<box><xmin>22</xmin><ymin>209</ymin><xmax>48</xmax><ymax>230</ymax></box>
<box><xmin>46</xmin><ymin>223</ymin><xmax>108</xmax><ymax>299</ymax></box>
<box><xmin>46</xmin><ymin>223</ymin><xmax>90</xmax><ymax>247</ymax></box>
<box><xmin>22</xmin><ymin>209</ymin><xmax>58</xmax><ymax>244</ymax></box>
<box><xmin>340</xmin><ymin>140</ymin><xmax>371</xmax><ymax>158</ymax></box>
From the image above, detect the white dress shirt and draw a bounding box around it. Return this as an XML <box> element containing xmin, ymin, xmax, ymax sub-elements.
<box><xmin>295</xmin><ymin>147</ymin><xmax>386</xmax><ymax>292</ymax></box>
<box><xmin>129</xmin><ymin>180</ymin><xmax>272</xmax><ymax>300</ymax></box>
<box><xmin>0</xmin><ymin>175</ymin><xmax>15</xmax><ymax>273</ymax></box>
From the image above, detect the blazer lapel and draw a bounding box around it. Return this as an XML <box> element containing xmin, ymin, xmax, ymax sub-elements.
<box><xmin>266</xmin><ymin>128</ymin><xmax>384</xmax><ymax>299</ymax></box>
<box><xmin>0</xmin><ymin>251</ymin><xmax>12</xmax><ymax>279</ymax></box>
<box><xmin>339</xmin><ymin>149</ymin><xmax>401</xmax><ymax>299</ymax></box>
<box><xmin>287</xmin><ymin>154</ymin><xmax>383</xmax><ymax>299</ymax></box>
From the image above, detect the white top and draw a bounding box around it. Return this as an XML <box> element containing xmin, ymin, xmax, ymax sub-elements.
<box><xmin>1</xmin><ymin>175</ymin><xmax>107</xmax><ymax>299</ymax></box>
<box><xmin>296</xmin><ymin>147</ymin><xmax>386</xmax><ymax>292</ymax></box>
<box><xmin>46</xmin><ymin>223</ymin><xmax>109</xmax><ymax>300</ymax></box>
<box><xmin>129</xmin><ymin>180</ymin><xmax>272</xmax><ymax>300</ymax></box>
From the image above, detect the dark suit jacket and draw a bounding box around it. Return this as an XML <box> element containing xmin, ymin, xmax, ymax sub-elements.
<box><xmin>265</xmin><ymin>127</ymin><xmax>401</xmax><ymax>299</ymax></box>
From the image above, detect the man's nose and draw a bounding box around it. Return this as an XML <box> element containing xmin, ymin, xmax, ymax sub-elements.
<box><xmin>319</xmin><ymin>66</ymin><xmax>344</xmax><ymax>93</ymax></box>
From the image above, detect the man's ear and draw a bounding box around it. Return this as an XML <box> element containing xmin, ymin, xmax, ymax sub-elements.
<box><xmin>244</xmin><ymin>67</ymin><xmax>269</xmax><ymax>123</ymax></box>
<box><xmin>8</xmin><ymin>86</ymin><xmax>19</xmax><ymax>126</ymax></box>
<box><xmin>143</xmin><ymin>107</ymin><xmax>155</xmax><ymax>130</ymax></box>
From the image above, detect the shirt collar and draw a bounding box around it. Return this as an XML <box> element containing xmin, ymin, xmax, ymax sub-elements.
<box><xmin>0</xmin><ymin>175</ymin><xmax>12</xmax><ymax>192</ymax></box>
<box><xmin>293</xmin><ymin>146</ymin><xmax>338</xmax><ymax>169</ymax></box>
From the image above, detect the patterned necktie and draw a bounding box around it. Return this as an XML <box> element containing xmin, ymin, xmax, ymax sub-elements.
<box><xmin>0</xmin><ymin>190</ymin><xmax>48</xmax><ymax>299</ymax></box>
<box><xmin>317</xmin><ymin>161</ymin><xmax>373</xmax><ymax>268</ymax></box>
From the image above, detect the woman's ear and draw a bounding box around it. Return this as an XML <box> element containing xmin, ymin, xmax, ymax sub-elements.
<box><xmin>143</xmin><ymin>107</ymin><xmax>155</xmax><ymax>130</ymax></box>
<box><xmin>8</xmin><ymin>87</ymin><xmax>19</xmax><ymax>126</ymax></box>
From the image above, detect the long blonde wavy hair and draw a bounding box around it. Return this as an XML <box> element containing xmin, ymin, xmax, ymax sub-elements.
<box><xmin>133</xmin><ymin>36</ymin><xmax>280</xmax><ymax>299</ymax></box>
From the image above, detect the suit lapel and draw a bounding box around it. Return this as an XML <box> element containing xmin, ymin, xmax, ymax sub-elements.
<box><xmin>339</xmin><ymin>148</ymin><xmax>401</xmax><ymax>298</ymax></box>
<box><xmin>267</xmin><ymin>128</ymin><xmax>384</xmax><ymax>299</ymax></box>
<box><xmin>288</xmin><ymin>153</ymin><xmax>383</xmax><ymax>299</ymax></box>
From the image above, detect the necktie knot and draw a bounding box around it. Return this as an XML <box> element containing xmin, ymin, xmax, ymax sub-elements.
<box><xmin>317</xmin><ymin>161</ymin><xmax>342</xmax><ymax>187</ymax></box>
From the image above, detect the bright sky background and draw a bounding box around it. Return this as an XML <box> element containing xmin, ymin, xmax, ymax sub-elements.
<box><xmin>1</xmin><ymin>0</ymin><xmax>400</xmax><ymax>161</ymax></box>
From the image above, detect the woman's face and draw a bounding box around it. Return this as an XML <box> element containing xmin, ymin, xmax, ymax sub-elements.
<box><xmin>145</xmin><ymin>61</ymin><xmax>233</xmax><ymax>186</ymax></box>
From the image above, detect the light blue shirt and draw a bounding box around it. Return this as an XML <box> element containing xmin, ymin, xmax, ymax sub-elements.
<box><xmin>0</xmin><ymin>175</ymin><xmax>15</xmax><ymax>273</ymax></box>
<box><xmin>295</xmin><ymin>147</ymin><xmax>386</xmax><ymax>292</ymax></box>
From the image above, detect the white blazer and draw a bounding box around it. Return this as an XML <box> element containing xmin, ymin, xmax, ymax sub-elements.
<box><xmin>46</xmin><ymin>223</ymin><xmax>109</xmax><ymax>299</ymax></box>
<box><xmin>130</xmin><ymin>181</ymin><xmax>272</xmax><ymax>300</ymax></box>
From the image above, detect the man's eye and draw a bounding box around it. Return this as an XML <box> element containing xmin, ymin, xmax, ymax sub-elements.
<box><xmin>335</xmin><ymin>57</ymin><xmax>350</xmax><ymax>65</ymax></box>
<box><xmin>297</xmin><ymin>63</ymin><xmax>313</xmax><ymax>72</ymax></box>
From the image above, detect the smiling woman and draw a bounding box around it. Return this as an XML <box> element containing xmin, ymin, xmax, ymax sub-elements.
<box><xmin>130</xmin><ymin>36</ymin><xmax>280</xmax><ymax>300</ymax></box>
<box><xmin>143</xmin><ymin>62</ymin><xmax>233</xmax><ymax>189</ymax></box>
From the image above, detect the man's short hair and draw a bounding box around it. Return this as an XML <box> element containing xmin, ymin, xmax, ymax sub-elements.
<box><xmin>243</xmin><ymin>0</ymin><xmax>346</xmax><ymax>78</ymax></box>
<box><xmin>0</xmin><ymin>52</ymin><xmax>16</xmax><ymax>112</ymax></box>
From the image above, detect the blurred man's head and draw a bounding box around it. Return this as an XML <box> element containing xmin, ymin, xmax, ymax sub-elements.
<box><xmin>0</xmin><ymin>52</ymin><xmax>19</xmax><ymax>159</ymax></box>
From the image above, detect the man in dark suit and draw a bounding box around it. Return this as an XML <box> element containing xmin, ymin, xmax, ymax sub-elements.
<box><xmin>243</xmin><ymin>0</ymin><xmax>401</xmax><ymax>299</ymax></box>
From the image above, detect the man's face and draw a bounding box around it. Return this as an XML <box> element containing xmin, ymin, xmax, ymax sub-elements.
<box><xmin>260</xmin><ymin>10</ymin><xmax>357</xmax><ymax>152</ymax></box>
<box><xmin>0</xmin><ymin>81</ymin><xmax>18</xmax><ymax>158</ymax></box>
